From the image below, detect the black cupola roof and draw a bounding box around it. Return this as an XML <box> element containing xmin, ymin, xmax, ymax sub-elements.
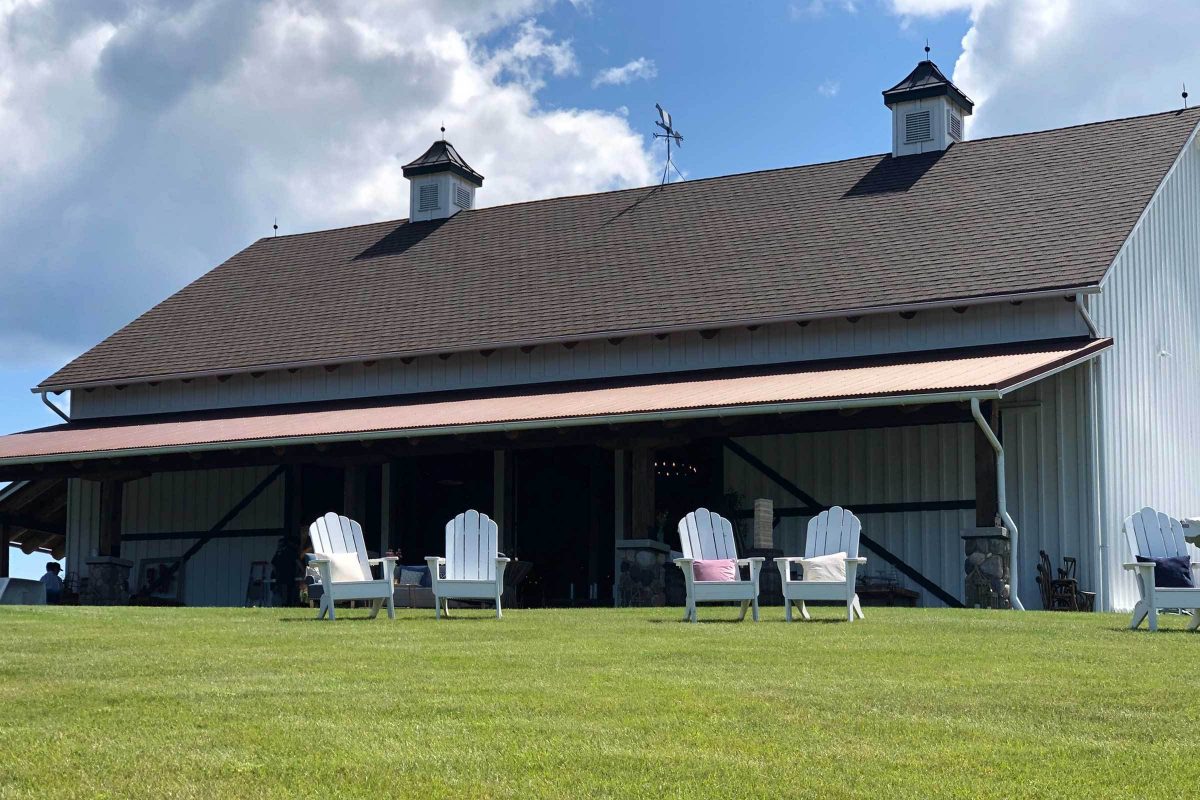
<box><xmin>401</xmin><ymin>139</ymin><xmax>484</xmax><ymax>186</ymax></box>
<box><xmin>882</xmin><ymin>60</ymin><xmax>974</xmax><ymax>112</ymax></box>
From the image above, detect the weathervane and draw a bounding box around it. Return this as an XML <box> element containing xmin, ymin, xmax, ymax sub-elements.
<box><xmin>653</xmin><ymin>103</ymin><xmax>685</xmax><ymax>185</ymax></box>
<box><xmin>1184</xmin><ymin>83</ymin><xmax>1190</xmax><ymax>109</ymax></box>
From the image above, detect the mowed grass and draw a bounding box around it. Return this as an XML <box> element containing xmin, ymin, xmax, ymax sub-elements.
<box><xmin>0</xmin><ymin>605</ymin><xmax>1196</xmax><ymax>799</ymax></box>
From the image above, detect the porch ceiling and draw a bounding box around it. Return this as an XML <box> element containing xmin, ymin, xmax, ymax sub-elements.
<box><xmin>0</xmin><ymin>337</ymin><xmax>1110</xmax><ymax>468</ymax></box>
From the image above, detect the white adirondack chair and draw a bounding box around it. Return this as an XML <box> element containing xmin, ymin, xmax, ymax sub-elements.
<box><xmin>307</xmin><ymin>512</ymin><xmax>397</xmax><ymax>621</ymax></box>
<box><xmin>775</xmin><ymin>506</ymin><xmax>867</xmax><ymax>622</ymax></box>
<box><xmin>675</xmin><ymin>508</ymin><xmax>764</xmax><ymax>623</ymax></box>
<box><xmin>1122</xmin><ymin>507</ymin><xmax>1200</xmax><ymax>632</ymax></box>
<box><xmin>425</xmin><ymin>510</ymin><xmax>510</xmax><ymax>619</ymax></box>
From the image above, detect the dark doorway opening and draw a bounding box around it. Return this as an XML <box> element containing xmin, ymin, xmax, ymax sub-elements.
<box><xmin>512</xmin><ymin>445</ymin><xmax>613</xmax><ymax>606</ymax></box>
<box><xmin>298</xmin><ymin>464</ymin><xmax>346</xmax><ymax>531</ymax></box>
<box><xmin>654</xmin><ymin>440</ymin><xmax>725</xmax><ymax>552</ymax></box>
<box><xmin>393</xmin><ymin>452</ymin><xmax>493</xmax><ymax>564</ymax></box>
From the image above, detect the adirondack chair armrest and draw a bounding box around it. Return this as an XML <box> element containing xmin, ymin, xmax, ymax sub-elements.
<box><xmin>494</xmin><ymin>557</ymin><xmax>511</xmax><ymax>584</ymax></box>
<box><xmin>425</xmin><ymin>557</ymin><xmax>446</xmax><ymax>587</ymax></box>
<box><xmin>737</xmin><ymin>557</ymin><xmax>765</xmax><ymax>583</ymax></box>
<box><xmin>367</xmin><ymin>556</ymin><xmax>398</xmax><ymax>582</ymax></box>
<box><xmin>307</xmin><ymin>556</ymin><xmax>333</xmax><ymax>587</ymax></box>
<box><xmin>1122</xmin><ymin>561</ymin><xmax>1157</xmax><ymax>573</ymax></box>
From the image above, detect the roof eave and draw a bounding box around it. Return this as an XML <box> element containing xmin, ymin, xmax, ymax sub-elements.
<box><xmin>33</xmin><ymin>284</ymin><xmax>1102</xmax><ymax>394</ymax></box>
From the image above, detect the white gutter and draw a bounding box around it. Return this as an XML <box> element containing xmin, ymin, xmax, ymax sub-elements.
<box><xmin>971</xmin><ymin>397</ymin><xmax>1025</xmax><ymax>611</ymax></box>
<box><xmin>39</xmin><ymin>391</ymin><xmax>70</xmax><ymax>423</ymax></box>
<box><xmin>34</xmin><ymin>286</ymin><xmax>1101</xmax><ymax>394</ymax></box>
<box><xmin>1</xmin><ymin>387</ymin><xmax>1005</xmax><ymax>467</ymax></box>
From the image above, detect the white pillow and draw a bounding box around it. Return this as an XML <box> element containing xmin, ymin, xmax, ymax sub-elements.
<box><xmin>798</xmin><ymin>551</ymin><xmax>848</xmax><ymax>582</ymax></box>
<box><xmin>317</xmin><ymin>552</ymin><xmax>367</xmax><ymax>583</ymax></box>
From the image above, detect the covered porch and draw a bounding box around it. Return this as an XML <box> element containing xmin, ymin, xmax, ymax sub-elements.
<box><xmin>0</xmin><ymin>338</ymin><xmax>1109</xmax><ymax>610</ymax></box>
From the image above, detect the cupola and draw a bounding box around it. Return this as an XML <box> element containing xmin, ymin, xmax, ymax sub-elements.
<box><xmin>883</xmin><ymin>57</ymin><xmax>974</xmax><ymax>157</ymax></box>
<box><xmin>401</xmin><ymin>136</ymin><xmax>484</xmax><ymax>222</ymax></box>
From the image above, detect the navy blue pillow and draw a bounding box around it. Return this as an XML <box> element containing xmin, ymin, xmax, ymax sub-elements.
<box><xmin>1136</xmin><ymin>554</ymin><xmax>1195</xmax><ymax>588</ymax></box>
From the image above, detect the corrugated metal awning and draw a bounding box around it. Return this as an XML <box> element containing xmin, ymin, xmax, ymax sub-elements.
<box><xmin>0</xmin><ymin>338</ymin><xmax>1110</xmax><ymax>467</ymax></box>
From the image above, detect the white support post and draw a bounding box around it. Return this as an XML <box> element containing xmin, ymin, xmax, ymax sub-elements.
<box><xmin>971</xmin><ymin>398</ymin><xmax>1025</xmax><ymax>610</ymax></box>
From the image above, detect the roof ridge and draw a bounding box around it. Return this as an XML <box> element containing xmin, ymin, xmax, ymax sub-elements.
<box><xmin>268</xmin><ymin>107</ymin><xmax>1200</xmax><ymax>241</ymax></box>
<box><xmin>965</xmin><ymin>105</ymin><xmax>1200</xmax><ymax>146</ymax></box>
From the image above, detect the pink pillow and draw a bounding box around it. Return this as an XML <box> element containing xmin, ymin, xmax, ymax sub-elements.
<box><xmin>693</xmin><ymin>559</ymin><xmax>738</xmax><ymax>581</ymax></box>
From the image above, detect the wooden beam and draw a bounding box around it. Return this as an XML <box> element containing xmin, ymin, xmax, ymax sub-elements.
<box><xmin>630</xmin><ymin>447</ymin><xmax>656</xmax><ymax>539</ymax></box>
<box><xmin>974</xmin><ymin>400</ymin><xmax>1000</xmax><ymax>527</ymax></box>
<box><xmin>0</xmin><ymin>511</ymin><xmax>65</xmax><ymax>537</ymax></box>
<box><xmin>1</xmin><ymin>524</ymin><xmax>9</xmax><ymax>578</ymax></box>
<box><xmin>98</xmin><ymin>480</ymin><xmax>124</xmax><ymax>558</ymax></box>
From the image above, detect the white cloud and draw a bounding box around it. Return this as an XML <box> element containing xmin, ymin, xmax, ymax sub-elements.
<box><xmin>817</xmin><ymin>79</ymin><xmax>841</xmax><ymax>97</ymax></box>
<box><xmin>790</xmin><ymin>0</ymin><xmax>858</xmax><ymax>18</ymax></box>
<box><xmin>592</xmin><ymin>56</ymin><xmax>657</xmax><ymax>87</ymax></box>
<box><xmin>885</xmin><ymin>0</ymin><xmax>1200</xmax><ymax>137</ymax></box>
<box><xmin>0</xmin><ymin>0</ymin><xmax>657</xmax><ymax>365</ymax></box>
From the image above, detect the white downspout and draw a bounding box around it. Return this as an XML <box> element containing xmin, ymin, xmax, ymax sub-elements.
<box><xmin>971</xmin><ymin>397</ymin><xmax>1026</xmax><ymax>610</ymax></box>
<box><xmin>39</xmin><ymin>391</ymin><xmax>70</xmax><ymax>423</ymax></box>
<box><xmin>1078</xmin><ymin>293</ymin><xmax>1108</xmax><ymax>612</ymax></box>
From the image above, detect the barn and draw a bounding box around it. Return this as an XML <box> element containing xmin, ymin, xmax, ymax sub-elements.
<box><xmin>2</xmin><ymin>59</ymin><xmax>1199</xmax><ymax>612</ymax></box>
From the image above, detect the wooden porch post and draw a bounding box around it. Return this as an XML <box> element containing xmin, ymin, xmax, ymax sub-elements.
<box><xmin>98</xmin><ymin>480</ymin><xmax>124</xmax><ymax>558</ymax></box>
<box><xmin>613</xmin><ymin>449</ymin><xmax>626</xmax><ymax>606</ymax></box>
<box><xmin>380</xmin><ymin>463</ymin><xmax>392</xmax><ymax>553</ymax></box>
<box><xmin>0</xmin><ymin>523</ymin><xmax>10</xmax><ymax>578</ymax></box>
<box><xmin>493</xmin><ymin>450</ymin><xmax>513</xmax><ymax>552</ymax></box>
<box><xmin>631</xmin><ymin>447</ymin><xmax>656</xmax><ymax>539</ymax></box>
<box><xmin>974</xmin><ymin>400</ymin><xmax>1000</xmax><ymax>527</ymax></box>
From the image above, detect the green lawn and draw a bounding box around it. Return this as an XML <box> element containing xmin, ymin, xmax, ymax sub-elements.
<box><xmin>0</xmin><ymin>605</ymin><xmax>1195</xmax><ymax>799</ymax></box>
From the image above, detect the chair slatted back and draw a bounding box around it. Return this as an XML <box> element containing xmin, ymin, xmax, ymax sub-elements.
<box><xmin>678</xmin><ymin>509</ymin><xmax>739</xmax><ymax>561</ymax></box>
<box><xmin>445</xmin><ymin>510</ymin><xmax>499</xmax><ymax>581</ymax></box>
<box><xmin>308</xmin><ymin>512</ymin><xmax>371</xmax><ymax>582</ymax></box>
<box><xmin>804</xmin><ymin>506</ymin><xmax>862</xmax><ymax>559</ymax></box>
<box><xmin>1123</xmin><ymin>506</ymin><xmax>1189</xmax><ymax>560</ymax></box>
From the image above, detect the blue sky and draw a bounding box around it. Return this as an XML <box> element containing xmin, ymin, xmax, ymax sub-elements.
<box><xmin>2</xmin><ymin>0</ymin><xmax>1197</xmax><ymax>579</ymax></box>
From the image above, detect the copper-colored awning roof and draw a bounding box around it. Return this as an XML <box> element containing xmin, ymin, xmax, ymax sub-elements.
<box><xmin>0</xmin><ymin>338</ymin><xmax>1110</xmax><ymax>466</ymax></box>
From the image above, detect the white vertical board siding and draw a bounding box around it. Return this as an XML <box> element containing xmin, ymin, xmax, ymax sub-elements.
<box><xmin>1090</xmin><ymin>128</ymin><xmax>1200</xmax><ymax>611</ymax></box>
<box><xmin>723</xmin><ymin>367</ymin><xmax>1095</xmax><ymax>610</ymax></box>
<box><xmin>64</xmin><ymin>479</ymin><xmax>101</xmax><ymax>581</ymax></box>
<box><xmin>1000</xmin><ymin>366</ymin><xmax>1098</xmax><ymax>611</ymax></box>
<box><xmin>121</xmin><ymin>466</ymin><xmax>284</xmax><ymax>606</ymax></box>
<box><xmin>725</xmin><ymin>424</ymin><xmax>976</xmax><ymax>607</ymax></box>
<box><xmin>70</xmin><ymin>299</ymin><xmax>1085</xmax><ymax>419</ymax></box>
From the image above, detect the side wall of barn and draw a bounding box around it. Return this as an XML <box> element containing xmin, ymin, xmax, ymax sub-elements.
<box><xmin>64</xmin><ymin>466</ymin><xmax>285</xmax><ymax>606</ymax></box>
<box><xmin>723</xmin><ymin>366</ymin><xmax>1096</xmax><ymax>611</ymax></box>
<box><xmin>1090</xmin><ymin>122</ymin><xmax>1200</xmax><ymax>611</ymax></box>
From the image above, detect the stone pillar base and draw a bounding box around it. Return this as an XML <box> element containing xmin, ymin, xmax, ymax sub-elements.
<box><xmin>82</xmin><ymin>557</ymin><xmax>133</xmax><ymax>605</ymax></box>
<box><xmin>962</xmin><ymin>528</ymin><xmax>1011</xmax><ymax>609</ymax></box>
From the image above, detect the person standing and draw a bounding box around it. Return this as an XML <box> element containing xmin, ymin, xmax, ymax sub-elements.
<box><xmin>40</xmin><ymin>562</ymin><xmax>63</xmax><ymax>604</ymax></box>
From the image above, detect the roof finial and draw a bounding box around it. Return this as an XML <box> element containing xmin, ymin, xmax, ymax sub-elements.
<box><xmin>924</xmin><ymin>38</ymin><xmax>931</xmax><ymax>59</ymax></box>
<box><xmin>272</xmin><ymin>216</ymin><xmax>278</xmax><ymax>237</ymax></box>
<box><xmin>440</xmin><ymin>122</ymin><xmax>446</xmax><ymax>140</ymax></box>
<box><xmin>1184</xmin><ymin>83</ymin><xmax>1190</xmax><ymax>109</ymax></box>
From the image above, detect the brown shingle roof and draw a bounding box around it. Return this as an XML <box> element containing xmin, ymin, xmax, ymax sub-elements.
<box><xmin>40</xmin><ymin>108</ymin><xmax>1200</xmax><ymax>390</ymax></box>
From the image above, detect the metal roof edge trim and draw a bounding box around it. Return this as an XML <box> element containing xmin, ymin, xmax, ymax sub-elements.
<box><xmin>0</xmin><ymin>388</ymin><xmax>1005</xmax><ymax>468</ymax></box>
<box><xmin>1099</xmin><ymin>112</ymin><xmax>1200</xmax><ymax>292</ymax></box>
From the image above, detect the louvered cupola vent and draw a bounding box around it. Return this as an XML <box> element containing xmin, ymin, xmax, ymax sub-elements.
<box><xmin>419</xmin><ymin>184</ymin><xmax>439</xmax><ymax>212</ymax></box>
<box><xmin>883</xmin><ymin>58</ymin><xmax>974</xmax><ymax>157</ymax></box>
<box><xmin>401</xmin><ymin>137</ymin><xmax>484</xmax><ymax>222</ymax></box>
<box><xmin>905</xmin><ymin>111</ymin><xmax>932</xmax><ymax>143</ymax></box>
<box><xmin>454</xmin><ymin>184</ymin><xmax>473</xmax><ymax>210</ymax></box>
